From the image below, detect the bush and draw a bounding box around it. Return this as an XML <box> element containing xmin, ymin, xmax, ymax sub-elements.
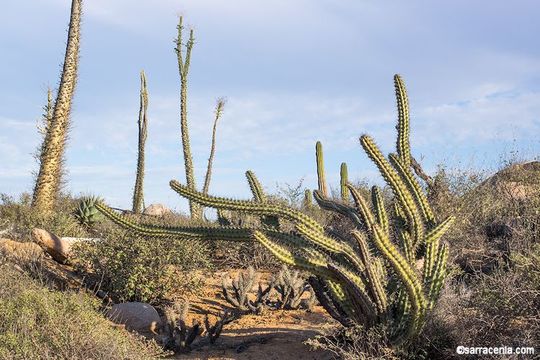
<box><xmin>73</xmin><ymin>226</ymin><xmax>210</xmax><ymax>305</ymax></box>
<box><xmin>0</xmin><ymin>262</ymin><xmax>162</xmax><ymax>360</ymax></box>
<box><xmin>0</xmin><ymin>192</ymin><xmax>89</xmax><ymax>241</ymax></box>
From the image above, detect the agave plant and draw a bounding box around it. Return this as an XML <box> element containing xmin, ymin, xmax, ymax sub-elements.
<box><xmin>74</xmin><ymin>196</ymin><xmax>103</xmax><ymax>227</ymax></box>
<box><xmin>92</xmin><ymin>75</ymin><xmax>454</xmax><ymax>345</ymax></box>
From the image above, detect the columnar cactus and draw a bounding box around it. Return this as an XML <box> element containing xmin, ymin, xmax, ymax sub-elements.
<box><xmin>340</xmin><ymin>162</ymin><xmax>349</xmax><ymax>203</ymax></box>
<box><xmin>175</xmin><ymin>16</ymin><xmax>201</xmax><ymax>219</ymax></box>
<box><xmin>32</xmin><ymin>0</ymin><xmax>81</xmax><ymax>214</ymax></box>
<box><xmin>94</xmin><ymin>75</ymin><xmax>453</xmax><ymax>345</ymax></box>
<box><xmin>203</xmin><ymin>99</ymin><xmax>225</xmax><ymax>195</ymax></box>
<box><xmin>315</xmin><ymin>141</ymin><xmax>328</xmax><ymax>197</ymax></box>
<box><xmin>132</xmin><ymin>70</ymin><xmax>148</xmax><ymax>214</ymax></box>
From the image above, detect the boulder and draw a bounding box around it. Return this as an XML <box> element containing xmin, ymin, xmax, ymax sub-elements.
<box><xmin>0</xmin><ymin>238</ymin><xmax>43</xmax><ymax>262</ymax></box>
<box><xmin>481</xmin><ymin>161</ymin><xmax>540</xmax><ymax>201</ymax></box>
<box><xmin>106</xmin><ymin>302</ymin><xmax>162</xmax><ymax>338</ymax></box>
<box><xmin>31</xmin><ymin>228</ymin><xmax>72</xmax><ymax>264</ymax></box>
<box><xmin>143</xmin><ymin>203</ymin><xmax>172</xmax><ymax>217</ymax></box>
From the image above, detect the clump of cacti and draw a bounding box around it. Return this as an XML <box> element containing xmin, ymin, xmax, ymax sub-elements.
<box><xmin>32</xmin><ymin>0</ymin><xmax>81</xmax><ymax>214</ymax></box>
<box><xmin>221</xmin><ymin>266</ymin><xmax>273</xmax><ymax>314</ymax></box>
<box><xmin>161</xmin><ymin>299</ymin><xmax>238</xmax><ymax>353</ymax></box>
<box><xmin>74</xmin><ymin>196</ymin><xmax>103</xmax><ymax>228</ymax></box>
<box><xmin>132</xmin><ymin>70</ymin><xmax>149</xmax><ymax>214</ymax></box>
<box><xmin>93</xmin><ymin>75</ymin><xmax>454</xmax><ymax>345</ymax></box>
<box><xmin>273</xmin><ymin>265</ymin><xmax>315</xmax><ymax>310</ymax></box>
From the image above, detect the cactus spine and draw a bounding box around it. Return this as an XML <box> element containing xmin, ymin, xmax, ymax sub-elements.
<box><xmin>340</xmin><ymin>162</ymin><xmax>349</xmax><ymax>202</ymax></box>
<box><xmin>202</xmin><ymin>99</ymin><xmax>225</xmax><ymax>194</ymax></box>
<box><xmin>32</xmin><ymin>0</ymin><xmax>81</xmax><ymax>214</ymax></box>
<box><xmin>175</xmin><ymin>16</ymin><xmax>201</xmax><ymax>219</ymax></box>
<box><xmin>132</xmin><ymin>70</ymin><xmax>148</xmax><ymax>214</ymax></box>
<box><xmin>94</xmin><ymin>75</ymin><xmax>453</xmax><ymax>345</ymax></box>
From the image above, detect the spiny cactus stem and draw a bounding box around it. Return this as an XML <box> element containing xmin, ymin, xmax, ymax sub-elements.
<box><xmin>315</xmin><ymin>141</ymin><xmax>328</xmax><ymax>197</ymax></box>
<box><xmin>132</xmin><ymin>70</ymin><xmax>148</xmax><ymax>214</ymax></box>
<box><xmin>203</xmin><ymin>98</ymin><xmax>225</xmax><ymax>195</ymax></box>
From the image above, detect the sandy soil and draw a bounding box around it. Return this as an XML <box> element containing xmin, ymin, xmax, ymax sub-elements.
<box><xmin>175</xmin><ymin>270</ymin><xmax>336</xmax><ymax>360</ymax></box>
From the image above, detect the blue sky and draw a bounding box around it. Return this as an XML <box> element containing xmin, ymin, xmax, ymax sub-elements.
<box><xmin>1</xmin><ymin>1</ymin><xmax>539</xmax><ymax>213</ymax></box>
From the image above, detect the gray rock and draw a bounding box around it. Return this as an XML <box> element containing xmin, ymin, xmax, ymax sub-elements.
<box><xmin>106</xmin><ymin>302</ymin><xmax>162</xmax><ymax>338</ymax></box>
<box><xmin>143</xmin><ymin>203</ymin><xmax>172</xmax><ymax>217</ymax></box>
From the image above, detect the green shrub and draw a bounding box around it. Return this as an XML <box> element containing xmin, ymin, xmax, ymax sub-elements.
<box><xmin>73</xmin><ymin>226</ymin><xmax>210</xmax><ymax>304</ymax></box>
<box><xmin>0</xmin><ymin>262</ymin><xmax>162</xmax><ymax>360</ymax></box>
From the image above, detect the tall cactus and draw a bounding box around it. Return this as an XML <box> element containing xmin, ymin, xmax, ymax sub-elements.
<box><xmin>202</xmin><ymin>99</ymin><xmax>225</xmax><ymax>195</ymax></box>
<box><xmin>132</xmin><ymin>70</ymin><xmax>149</xmax><ymax>213</ymax></box>
<box><xmin>340</xmin><ymin>162</ymin><xmax>349</xmax><ymax>203</ymax></box>
<box><xmin>93</xmin><ymin>75</ymin><xmax>453</xmax><ymax>345</ymax></box>
<box><xmin>175</xmin><ymin>16</ymin><xmax>201</xmax><ymax>219</ymax></box>
<box><xmin>32</xmin><ymin>0</ymin><xmax>81</xmax><ymax>214</ymax></box>
<box><xmin>315</xmin><ymin>141</ymin><xmax>328</xmax><ymax>197</ymax></box>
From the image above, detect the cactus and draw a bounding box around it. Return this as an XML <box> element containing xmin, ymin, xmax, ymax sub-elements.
<box><xmin>340</xmin><ymin>162</ymin><xmax>349</xmax><ymax>203</ymax></box>
<box><xmin>175</xmin><ymin>16</ymin><xmax>201</xmax><ymax>219</ymax></box>
<box><xmin>132</xmin><ymin>70</ymin><xmax>148</xmax><ymax>214</ymax></box>
<box><xmin>74</xmin><ymin>196</ymin><xmax>103</xmax><ymax>228</ymax></box>
<box><xmin>94</xmin><ymin>75</ymin><xmax>453</xmax><ymax>345</ymax></box>
<box><xmin>273</xmin><ymin>265</ymin><xmax>312</xmax><ymax>310</ymax></box>
<box><xmin>162</xmin><ymin>299</ymin><xmax>238</xmax><ymax>353</ymax></box>
<box><xmin>32</xmin><ymin>0</ymin><xmax>81</xmax><ymax>214</ymax></box>
<box><xmin>303</xmin><ymin>189</ymin><xmax>313</xmax><ymax>208</ymax></box>
<box><xmin>221</xmin><ymin>266</ymin><xmax>273</xmax><ymax>314</ymax></box>
<box><xmin>203</xmin><ymin>99</ymin><xmax>226</xmax><ymax>195</ymax></box>
<box><xmin>315</xmin><ymin>141</ymin><xmax>328</xmax><ymax>197</ymax></box>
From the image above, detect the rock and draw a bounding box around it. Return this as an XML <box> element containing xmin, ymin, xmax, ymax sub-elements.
<box><xmin>0</xmin><ymin>238</ymin><xmax>43</xmax><ymax>262</ymax></box>
<box><xmin>106</xmin><ymin>302</ymin><xmax>162</xmax><ymax>338</ymax></box>
<box><xmin>481</xmin><ymin>161</ymin><xmax>540</xmax><ymax>201</ymax></box>
<box><xmin>143</xmin><ymin>203</ymin><xmax>172</xmax><ymax>217</ymax></box>
<box><xmin>31</xmin><ymin>228</ymin><xmax>72</xmax><ymax>264</ymax></box>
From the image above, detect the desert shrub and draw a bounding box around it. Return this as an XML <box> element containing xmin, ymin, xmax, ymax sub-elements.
<box><xmin>0</xmin><ymin>192</ymin><xmax>89</xmax><ymax>241</ymax></box>
<box><xmin>306</xmin><ymin>325</ymin><xmax>427</xmax><ymax>360</ymax></box>
<box><xmin>73</xmin><ymin>226</ymin><xmax>210</xmax><ymax>305</ymax></box>
<box><xmin>0</xmin><ymin>262</ymin><xmax>162</xmax><ymax>360</ymax></box>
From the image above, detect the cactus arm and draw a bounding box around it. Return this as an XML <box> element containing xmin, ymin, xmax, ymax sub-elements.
<box><xmin>315</xmin><ymin>141</ymin><xmax>328</xmax><ymax>197</ymax></box>
<box><xmin>388</xmin><ymin>153</ymin><xmax>435</xmax><ymax>225</ymax></box>
<box><xmin>202</xmin><ymin>99</ymin><xmax>225</xmax><ymax>195</ymax></box>
<box><xmin>245</xmin><ymin>170</ymin><xmax>266</xmax><ymax>203</ymax></box>
<box><xmin>132</xmin><ymin>70</ymin><xmax>148</xmax><ymax>213</ymax></box>
<box><xmin>371</xmin><ymin>186</ymin><xmax>390</xmax><ymax>236</ymax></box>
<box><xmin>394</xmin><ymin>74</ymin><xmax>411</xmax><ymax>167</ymax></box>
<box><xmin>351</xmin><ymin>231</ymin><xmax>388</xmax><ymax>313</ymax></box>
<box><xmin>427</xmin><ymin>243</ymin><xmax>449</xmax><ymax>309</ymax></box>
<box><xmin>360</xmin><ymin>135</ymin><xmax>424</xmax><ymax>243</ymax></box>
<box><xmin>253</xmin><ymin>230</ymin><xmax>335</xmax><ymax>278</ymax></box>
<box><xmin>346</xmin><ymin>184</ymin><xmax>376</xmax><ymax>228</ymax></box>
<box><xmin>170</xmin><ymin>180</ymin><xmax>325</xmax><ymax>233</ymax></box>
<box><xmin>423</xmin><ymin>216</ymin><xmax>454</xmax><ymax>282</ymax></box>
<box><xmin>340</xmin><ymin>162</ymin><xmax>349</xmax><ymax>202</ymax></box>
<box><xmin>313</xmin><ymin>190</ymin><xmax>366</xmax><ymax>230</ymax></box>
<box><xmin>94</xmin><ymin>201</ymin><xmax>252</xmax><ymax>242</ymax></box>
<box><xmin>303</xmin><ymin>189</ymin><xmax>313</xmax><ymax>207</ymax></box>
<box><xmin>308</xmin><ymin>276</ymin><xmax>353</xmax><ymax>327</ymax></box>
<box><xmin>371</xmin><ymin>223</ymin><xmax>427</xmax><ymax>339</ymax></box>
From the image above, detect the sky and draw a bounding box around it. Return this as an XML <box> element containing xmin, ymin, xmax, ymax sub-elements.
<box><xmin>1</xmin><ymin>1</ymin><xmax>539</xmax><ymax>214</ymax></box>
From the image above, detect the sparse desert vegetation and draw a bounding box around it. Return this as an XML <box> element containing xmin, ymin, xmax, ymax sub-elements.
<box><xmin>0</xmin><ymin>1</ymin><xmax>538</xmax><ymax>359</ymax></box>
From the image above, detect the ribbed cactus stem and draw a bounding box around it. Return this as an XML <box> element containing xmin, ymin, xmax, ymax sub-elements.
<box><xmin>175</xmin><ymin>16</ymin><xmax>200</xmax><ymax>219</ymax></box>
<box><xmin>315</xmin><ymin>141</ymin><xmax>328</xmax><ymax>197</ymax></box>
<box><xmin>394</xmin><ymin>74</ymin><xmax>411</xmax><ymax>167</ymax></box>
<box><xmin>203</xmin><ymin>98</ymin><xmax>225</xmax><ymax>195</ymax></box>
<box><xmin>132</xmin><ymin>70</ymin><xmax>148</xmax><ymax>214</ymax></box>
<box><xmin>340</xmin><ymin>162</ymin><xmax>349</xmax><ymax>202</ymax></box>
<box><xmin>303</xmin><ymin>189</ymin><xmax>313</xmax><ymax>207</ymax></box>
<box><xmin>32</xmin><ymin>0</ymin><xmax>81</xmax><ymax>214</ymax></box>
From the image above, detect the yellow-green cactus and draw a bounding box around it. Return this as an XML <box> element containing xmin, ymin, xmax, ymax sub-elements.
<box><xmin>132</xmin><ymin>70</ymin><xmax>148</xmax><ymax>214</ymax></box>
<box><xmin>94</xmin><ymin>75</ymin><xmax>454</xmax><ymax>345</ymax></box>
